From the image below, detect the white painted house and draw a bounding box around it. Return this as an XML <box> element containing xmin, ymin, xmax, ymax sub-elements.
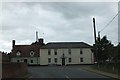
<box><xmin>40</xmin><ymin>42</ymin><xmax>94</xmax><ymax>66</ymax></box>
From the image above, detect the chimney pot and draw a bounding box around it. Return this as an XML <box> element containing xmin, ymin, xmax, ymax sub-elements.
<box><xmin>38</xmin><ymin>38</ymin><xmax>44</xmax><ymax>44</ymax></box>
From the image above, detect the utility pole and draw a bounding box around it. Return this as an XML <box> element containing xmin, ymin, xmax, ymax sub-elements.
<box><xmin>93</xmin><ymin>18</ymin><xmax>97</xmax><ymax>44</ymax></box>
<box><xmin>36</xmin><ymin>31</ymin><xmax>38</xmax><ymax>42</ymax></box>
<box><xmin>98</xmin><ymin>31</ymin><xmax>100</xmax><ymax>39</ymax></box>
<box><xmin>93</xmin><ymin>18</ymin><xmax>98</xmax><ymax>63</ymax></box>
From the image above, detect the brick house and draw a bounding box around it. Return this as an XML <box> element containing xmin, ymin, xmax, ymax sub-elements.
<box><xmin>10</xmin><ymin>39</ymin><xmax>44</xmax><ymax>65</ymax></box>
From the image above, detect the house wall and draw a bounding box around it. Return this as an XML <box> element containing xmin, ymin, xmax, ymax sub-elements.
<box><xmin>11</xmin><ymin>57</ymin><xmax>40</xmax><ymax>65</ymax></box>
<box><xmin>40</xmin><ymin>48</ymin><xmax>94</xmax><ymax>65</ymax></box>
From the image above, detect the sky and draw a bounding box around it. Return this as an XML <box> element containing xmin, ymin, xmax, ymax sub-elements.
<box><xmin>0</xmin><ymin>1</ymin><xmax>119</xmax><ymax>53</ymax></box>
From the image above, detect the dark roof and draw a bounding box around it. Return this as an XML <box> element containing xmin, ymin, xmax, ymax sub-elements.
<box><xmin>41</xmin><ymin>42</ymin><xmax>92</xmax><ymax>49</ymax></box>
<box><xmin>11</xmin><ymin>45</ymin><xmax>40</xmax><ymax>57</ymax></box>
<box><xmin>11</xmin><ymin>40</ymin><xmax>45</xmax><ymax>57</ymax></box>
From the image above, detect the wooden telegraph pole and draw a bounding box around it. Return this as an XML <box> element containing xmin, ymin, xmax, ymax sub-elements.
<box><xmin>93</xmin><ymin>18</ymin><xmax>98</xmax><ymax>63</ymax></box>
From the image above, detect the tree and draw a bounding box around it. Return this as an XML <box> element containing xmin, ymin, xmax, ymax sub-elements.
<box><xmin>112</xmin><ymin>43</ymin><xmax>120</xmax><ymax>63</ymax></box>
<box><xmin>96</xmin><ymin>35</ymin><xmax>114</xmax><ymax>63</ymax></box>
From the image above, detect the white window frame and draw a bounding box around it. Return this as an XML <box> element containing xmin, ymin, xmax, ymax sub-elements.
<box><xmin>54</xmin><ymin>58</ymin><xmax>57</xmax><ymax>63</ymax></box>
<box><xmin>54</xmin><ymin>49</ymin><xmax>57</xmax><ymax>55</ymax></box>
<box><xmin>48</xmin><ymin>58</ymin><xmax>51</xmax><ymax>63</ymax></box>
<box><xmin>17</xmin><ymin>60</ymin><xmax>20</xmax><ymax>62</ymax></box>
<box><xmin>30</xmin><ymin>51</ymin><xmax>34</xmax><ymax>57</ymax></box>
<box><xmin>31</xmin><ymin>60</ymin><xmax>33</xmax><ymax>63</ymax></box>
<box><xmin>80</xmin><ymin>49</ymin><xmax>83</xmax><ymax>55</ymax></box>
<box><xmin>68</xmin><ymin>58</ymin><xmax>72</xmax><ymax>62</ymax></box>
<box><xmin>80</xmin><ymin>58</ymin><xmax>83</xmax><ymax>62</ymax></box>
<box><xmin>68</xmin><ymin>49</ymin><xmax>71</xmax><ymax>55</ymax></box>
<box><xmin>16</xmin><ymin>51</ymin><xmax>21</xmax><ymax>56</ymax></box>
<box><xmin>48</xmin><ymin>49</ymin><xmax>51</xmax><ymax>55</ymax></box>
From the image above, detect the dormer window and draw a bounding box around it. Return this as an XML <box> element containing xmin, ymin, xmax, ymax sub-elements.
<box><xmin>16</xmin><ymin>51</ymin><xmax>21</xmax><ymax>56</ymax></box>
<box><xmin>30</xmin><ymin>51</ymin><xmax>34</xmax><ymax>57</ymax></box>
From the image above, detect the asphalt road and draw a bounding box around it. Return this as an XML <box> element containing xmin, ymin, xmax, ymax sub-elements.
<box><xmin>28</xmin><ymin>66</ymin><xmax>114</xmax><ymax>80</ymax></box>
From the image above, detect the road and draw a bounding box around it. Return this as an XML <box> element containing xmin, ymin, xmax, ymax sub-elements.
<box><xmin>28</xmin><ymin>66</ymin><xmax>114</xmax><ymax>80</ymax></box>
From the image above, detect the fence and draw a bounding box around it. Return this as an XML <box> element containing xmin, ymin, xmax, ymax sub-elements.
<box><xmin>94</xmin><ymin>63</ymin><xmax>119</xmax><ymax>74</ymax></box>
<box><xmin>2</xmin><ymin>62</ymin><xmax>28</xmax><ymax>79</ymax></box>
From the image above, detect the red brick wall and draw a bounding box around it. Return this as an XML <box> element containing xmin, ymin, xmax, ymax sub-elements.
<box><xmin>2</xmin><ymin>62</ymin><xmax>28</xmax><ymax>78</ymax></box>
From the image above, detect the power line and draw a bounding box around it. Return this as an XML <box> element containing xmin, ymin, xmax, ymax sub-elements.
<box><xmin>100</xmin><ymin>10</ymin><xmax>120</xmax><ymax>32</ymax></box>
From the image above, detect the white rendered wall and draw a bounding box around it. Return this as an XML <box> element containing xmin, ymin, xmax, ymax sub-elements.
<box><xmin>40</xmin><ymin>48</ymin><xmax>94</xmax><ymax>65</ymax></box>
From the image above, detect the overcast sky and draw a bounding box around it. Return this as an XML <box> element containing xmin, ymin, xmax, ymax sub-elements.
<box><xmin>0</xmin><ymin>2</ymin><xmax>118</xmax><ymax>53</ymax></box>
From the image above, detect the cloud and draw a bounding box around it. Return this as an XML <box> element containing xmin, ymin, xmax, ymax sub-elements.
<box><xmin>39</xmin><ymin>2</ymin><xmax>117</xmax><ymax>19</ymax></box>
<box><xmin>1</xmin><ymin>2</ymin><xmax>118</xmax><ymax>52</ymax></box>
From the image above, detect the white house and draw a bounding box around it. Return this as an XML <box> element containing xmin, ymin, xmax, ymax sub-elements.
<box><xmin>40</xmin><ymin>42</ymin><xmax>94</xmax><ymax>66</ymax></box>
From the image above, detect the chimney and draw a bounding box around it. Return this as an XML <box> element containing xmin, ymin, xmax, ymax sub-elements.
<box><xmin>12</xmin><ymin>40</ymin><xmax>15</xmax><ymax>48</ymax></box>
<box><xmin>38</xmin><ymin>38</ymin><xmax>44</xmax><ymax>44</ymax></box>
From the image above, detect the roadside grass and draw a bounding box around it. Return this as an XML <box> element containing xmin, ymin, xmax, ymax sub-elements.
<box><xmin>92</xmin><ymin>63</ymin><xmax>119</xmax><ymax>75</ymax></box>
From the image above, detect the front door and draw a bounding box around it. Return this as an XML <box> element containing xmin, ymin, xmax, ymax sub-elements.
<box><xmin>24</xmin><ymin>59</ymin><xmax>27</xmax><ymax>63</ymax></box>
<box><xmin>62</xmin><ymin>58</ymin><xmax>65</xmax><ymax>66</ymax></box>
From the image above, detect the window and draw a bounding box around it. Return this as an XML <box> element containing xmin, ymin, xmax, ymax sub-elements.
<box><xmin>31</xmin><ymin>60</ymin><xmax>33</xmax><ymax>63</ymax></box>
<box><xmin>80</xmin><ymin>58</ymin><xmax>83</xmax><ymax>62</ymax></box>
<box><xmin>54</xmin><ymin>49</ymin><xmax>57</xmax><ymax>55</ymax></box>
<box><xmin>80</xmin><ymin>49</ymin><xmax>83</xmax><ymax>54</ymax></box>
<box><xmin>68</xmin><ymin>49</ymin><xmax>71</xmax><ymax>55</ymax></box>
<box><xmin>30</xmin><ymin>51</ymin><xmax>34</xmax><ymax>56</ymax></box>
<box><xmin>54</xmin><ymin>58</ymin><xmax>57</xmax><ymax>63</ymax></box>
<box><xmin>69</xmin><ymin>58</ymin><xmax>72</xmax><ymax>62</ymax></box>
<box><xmin>24</xmin><ymin>59</ymin><xmax>27</xmax><ymax>63</ymax></box>
<box><xmin>48</xmin><ymin>49</ymin><xmax>51</xmax><ymax>55</ymax></box>
<box><xmin>17</xmin><ymin>60</ymin><xmax>20</xmax><ymax>62</ymax></box>
<box><xmin>48</xmin><ymin>58</ymin><xmax>51</xmax><ymax>63</ymax></box>
<box><xmin>16</xmin><ymin>51</ymin><xmax>21</xmax><ymax>56</ymax></box>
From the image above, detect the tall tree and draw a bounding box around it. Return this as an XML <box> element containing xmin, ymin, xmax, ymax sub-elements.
<box><xmin>96</xmin><ymin>35</ymin><xmax>114</xmax><ymax>63</ymax></box>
